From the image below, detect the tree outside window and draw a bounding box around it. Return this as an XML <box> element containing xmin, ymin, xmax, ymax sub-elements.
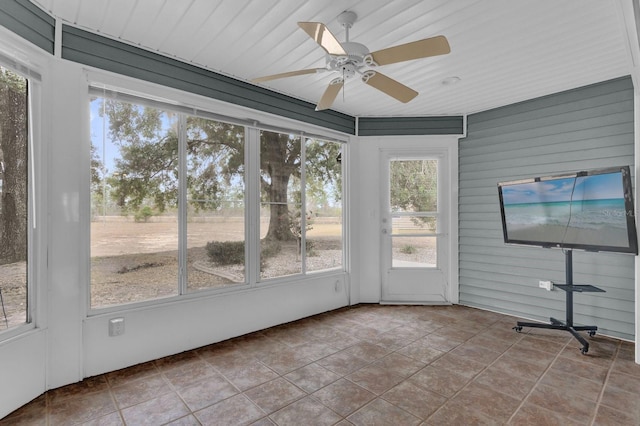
<box><xmin>0</xmin><ymin>67</ymin><xmax>28</xmax><ymax>329</ymax></box>
<box><xmin>90</xmin><ymin>95</ymin><xmax>344</xmax><ymax>308</ymax></box>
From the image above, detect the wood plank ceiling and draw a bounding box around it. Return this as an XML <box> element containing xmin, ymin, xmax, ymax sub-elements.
<box><xmin>31</xmin><ymin>0</ymin><xmax>634</xmax><ymax>117</ymax></box>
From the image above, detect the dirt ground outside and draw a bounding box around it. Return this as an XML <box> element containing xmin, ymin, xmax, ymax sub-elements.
<box><xmin>1</xmin><ymin>216</ymin><xmax>435</xmax><ymax>330</ymax></box>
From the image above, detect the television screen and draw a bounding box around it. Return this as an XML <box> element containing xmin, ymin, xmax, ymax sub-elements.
<box><xmin>497</xmin><ymin>166</ymin><xmax>638</xmax><ymax>254</ymax></box>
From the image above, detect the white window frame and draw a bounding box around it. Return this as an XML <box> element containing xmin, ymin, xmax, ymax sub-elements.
<box><xmin>0</xmin><ymin>27</ymin><xmax>47</xmax><ymax>341</ymax></box>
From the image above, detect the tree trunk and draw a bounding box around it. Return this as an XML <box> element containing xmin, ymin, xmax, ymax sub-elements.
<box><xmin>0</xmin><ymin>78</ymin><xmax>28</xmax><ymax>264</ymax></box>
<box><xmin>265</xmin><ymin>168</ymin><xmax>295</xmax><ymax>241</ymax></box>
<box><xmin>261</xmin><ymin>131</ymin><xmax>298</xmax><ymax>242</ymax></box>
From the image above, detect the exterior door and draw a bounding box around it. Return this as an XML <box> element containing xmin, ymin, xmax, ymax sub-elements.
<box><xmin>380</xmin><ymin>152</ymin><xmax>450</xmax><ymax>303</ymax></box>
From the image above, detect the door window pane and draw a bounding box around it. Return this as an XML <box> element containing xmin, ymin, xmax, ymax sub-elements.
<box><xmin>90</xmin><ymin>98</ymin><xmax>179</xmax><ymax>308</ymax></box>
<box><xmin>391</xmin><ymin>236</ymin><xmax>437</xmax><ymax>267</ymax></box>
<box><xmin>390</xmin><ymin>160</ymin><xmax>437</xmax><ymax>212</ymax></box>
<box><xmin>391</xmin><ymin>216</ymin><xmax>436</xmax><ymax>235</ymax></box>
<box><xmin>0</xmin><ymin>68</ymin><xmax>28</xmax><ymax>330</ymax></box>
<box><xmin>186</xmin><ymin>117</ymin><xmax>245</xmax><ymax>291</ymax></box>
<box><xmin>389</xmin><ymin>159</ymin><xmax>438</xmax><ymax>268</ymax></box>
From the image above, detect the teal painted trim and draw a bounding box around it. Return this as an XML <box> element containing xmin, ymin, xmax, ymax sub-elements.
<box><xmin>0</xmin><ymin>0</ymin><xmax>54</xmax><ymax>54</ymax></box>
<box><xmin>358</xmin><ymin>116</ymin><xmax>464</xmax><ymax>136</ymax></box>
<box><xmin>467</xmin><ymin>76</ymin><xmax>633</xmax><ymax>128</ymax></box>
<box><xmin>61</xmin><ymin>25</ymin><xmax>355</xmax><ymax>135</ymax></box>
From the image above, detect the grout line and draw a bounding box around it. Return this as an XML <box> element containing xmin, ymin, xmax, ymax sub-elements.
<box><xmin>11</xmin><ymin>307</ymin><xmax>630</xmax><ymax>425</ymax></box>
<box><xmin>504</xmin><ymin>335</ymin><xmax>572</xmax><ymax>424</ymax></box>
<box><xmin>420</xmin><ymin>319</ymin><xmax>525</xmax><ymax>423</ymax></box>
<box><xmin>589</xmin><ymin>339</ymin><xmax>621</xmax><ymax>426</ymax></box>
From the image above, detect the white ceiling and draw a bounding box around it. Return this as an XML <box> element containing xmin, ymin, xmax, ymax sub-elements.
<box><xmin>31</xmin><ymin>0</ymin><xmax>635</xmax><ymax>117</ymax></box>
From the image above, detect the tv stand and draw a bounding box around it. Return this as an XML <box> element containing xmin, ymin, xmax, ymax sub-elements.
<box><xmin>513</xmin><ymin>249</ymin><xmax>605</xmax><ymax>354</ymax></box>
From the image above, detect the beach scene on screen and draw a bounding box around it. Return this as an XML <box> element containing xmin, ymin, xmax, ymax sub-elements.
<box><xmin>501</xmin><ymin>172</ymin><xmax>630</xmax><ymax>248</ymax></box>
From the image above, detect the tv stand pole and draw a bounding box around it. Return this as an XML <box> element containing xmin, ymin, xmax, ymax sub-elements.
<box><xmin>513</xmin><ymin>249</ymin><xmax>605</xmax><ymax>354</ymax></box>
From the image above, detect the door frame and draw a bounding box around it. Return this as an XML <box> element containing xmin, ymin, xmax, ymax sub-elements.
<box><xmin>380</xmin><ymin>151</ymin><xmax>447</xmax><ymax>303</ymax></box>
<box><xmin>377</xmin><ymin>139</ymin><xmax>459</xmax><ymax>304</ymax></box>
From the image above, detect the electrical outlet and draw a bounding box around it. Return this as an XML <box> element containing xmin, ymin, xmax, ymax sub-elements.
<box><xmin>109</xmin><ymin>317</ymin><xmax>125</xmax><ymax>336</ymax></box>
<box><xmin>538</xmin><ymin>280</ymin><xmax>553</xmax><ymax>291</ymax></box>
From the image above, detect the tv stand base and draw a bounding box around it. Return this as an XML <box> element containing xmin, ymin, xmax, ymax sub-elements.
<box><xmin>513</xmin><ymin>318</ymin><xmax>596</xmax><ymax>354</ymax></box>
<box><xmin>511</xmin><ymin>250</ymin><xmax>604</xmax><ymax>355</ymax></box>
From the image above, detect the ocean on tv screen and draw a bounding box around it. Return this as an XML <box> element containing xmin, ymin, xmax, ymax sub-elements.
<box><xmin>502</xmin><ymin>172</ymin><xmax>630</xmax><ymax>248</ymax></box>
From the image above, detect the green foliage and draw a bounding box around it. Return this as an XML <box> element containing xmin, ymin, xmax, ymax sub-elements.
<box><xmin>98</xmin><ymin>100</ymin><xmax>246</xmax><ymax>214</ymax></box>
<box><xmin>390</xmin><ymin>160</ymin><xmax>437</xmax><ymax>229</ymax></box>
<box><xmin>0</xmin><ymin>67</ymin><xmax>26</xmax><ymax>92</ymax></box>
<box><xmin>91</xmin><ymin>99</ymin><xmax>342</xmax><ymax>242</ymax></box>
<box><xmin>205</xmin><ymin>239</ymin><xmax>282</xmax><ymax>267</ymax></box>
<box><xmin>400</xmin><ymin>245</ymin><xmax>417</xmax><ymax>254</ymax></box>
<box><xmin>205</xmin><ymin>240</ymin><xmax>245</xmax><ymax>265</ymax></box>
<box><xmin>305</xmin><ymin>139</ymin><xmax>343</xmax><ymax>206</ymax></box>
<box><xmin>133</xmin><ymin>206</ymin><xmax>154</xmax><ymax>222</ymax></box>
<box><xmin>288</xmin><ymin>208</ymin><xmax>314</xmax><ymax>239</ymax></box>
<box><xmin>305</xmin><ymin>240</ymin><xmax>317</xmax><ymax>257</ymax></box>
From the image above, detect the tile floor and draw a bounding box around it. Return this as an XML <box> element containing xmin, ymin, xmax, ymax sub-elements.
<box><xmin>2</xmin><ymin>304</ymin><xmax>640</xmax><ymax>425</ymax></box>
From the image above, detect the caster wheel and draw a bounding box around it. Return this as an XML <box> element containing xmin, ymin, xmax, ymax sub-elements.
<box><xmin>513</xmin><ymin>326</ymin><xmax>522</xmax><ymax>333</ymax></box>
<box><xmin>580</xmin><ymin>347</ymin><xmax>588</xmax><ymax>354</ymax></box>
<box><xmin>588</xmin><ymin>331</ymin><xmax>596</xmax><ymax>337</ymax></box>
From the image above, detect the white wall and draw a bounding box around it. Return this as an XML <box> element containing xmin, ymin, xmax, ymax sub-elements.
<box><xmin>83</xmin><ymin>274</ymin><xmax>349</xmax><ymax>377</ymax></box>
<box><xmin>0</xmin><ymin>331</ymin><xmax>47</xmax><ymax>417</ymax></box>
<box><xmin>47</xmin><ymin>59</ymin><xmax>86</xmax><ymax>388</ymax></box>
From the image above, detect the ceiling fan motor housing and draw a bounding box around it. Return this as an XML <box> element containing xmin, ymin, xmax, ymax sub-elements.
<box><xmin>327</xmin><ymin>41</ymin><xmax>371</xmax><ymax>78</ymax></box>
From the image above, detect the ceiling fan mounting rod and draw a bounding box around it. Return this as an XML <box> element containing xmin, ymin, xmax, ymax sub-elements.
<box><xmin>337</xmin><ymin>11</ymin><xmax>357</xmax><ymax>43</ymax></box>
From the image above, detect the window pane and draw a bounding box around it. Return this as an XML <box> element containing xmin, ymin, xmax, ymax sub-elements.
<box><xmin>392</xmin><ymin>236</ymin><xmax>437</xmax><ymax>268</ymax></box>
<box><xmin>260</xmin><ymin>204</ymin><xmax>301</xmax><ymax>278</ymax></box>
<box><xmin>90</xmin><ymin>98</ymin><xmax>179</xmax><ymax>308</ymax></box>
<box><xmin>305</xmin><ymin>139</ymin><xmax>342</xmax><ymax>272</ymax></box>
<box><xmin>186</xmin><ymin>118</ymin><xmax>245</xmax><ymax>291</ymax></box>
<box><xmin>259</xmin><ymin>130</ymin><xmax>301</xmax><ymax>280</ymax></box>
<box><xmin>0</xmin><ymin>68</ymin><xmax>28</xmax><ymax>330</ymax></box>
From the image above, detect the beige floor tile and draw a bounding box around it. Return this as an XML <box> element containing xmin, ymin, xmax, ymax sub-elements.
<box><xmin>3</xmin><ymin>305</ymin><xmax>638</xmax><ymax>426</ymax></box>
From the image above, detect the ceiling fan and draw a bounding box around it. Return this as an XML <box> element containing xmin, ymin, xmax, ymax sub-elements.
<box><xmin>252</xmin><ymin>11</ymin><xmax>451</xmax><ymax>111</ymax></box>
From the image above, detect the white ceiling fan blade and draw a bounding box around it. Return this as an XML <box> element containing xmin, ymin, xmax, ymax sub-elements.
<box><xmin>370</xmin><ymin>35</ymin><xmax>450</xmax><ymax>66</ymax></box>
<box><xmin>252</xmin><ymin>68</ymin><xmax>326</xmax><ymax>83</ymax></box>
<box><xmin>298</xmin><ymin>22</ymin><xmax>347</xmax><ymax>56</ymax></box>
<box><xmin>316</xmin><ymin>79</ymin><xmax>344</xmax><ymax>111</ymax></box>
<box><xmin>362</xmin><ymin>71</ymin><xmax>418</xmax><ymax>103</ymax></box>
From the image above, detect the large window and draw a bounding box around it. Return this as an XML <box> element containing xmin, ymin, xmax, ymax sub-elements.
<box><xmin>90</xmin><ymin>90</ymin><xmax>344</xmax><ymax>309</ymax></box>
<box><xmin>0</xmin><ymin>67</ymin><xmax>29</xmax><ymax>331</ymax></box>
<box><xmin>259</xmin><ymin>132</ymin><xmax>344</xmax><ymax>280</ymax></box>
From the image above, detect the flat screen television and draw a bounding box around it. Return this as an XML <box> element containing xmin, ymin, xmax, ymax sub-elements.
<box><xmin>497</xmin><ymin>166</ymin><xmax>638</xmax><ymax>254</ymax></box>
